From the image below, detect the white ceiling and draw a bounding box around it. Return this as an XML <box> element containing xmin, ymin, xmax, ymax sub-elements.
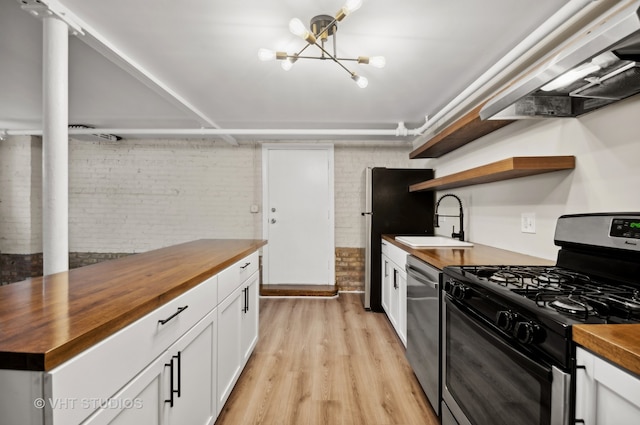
<box><xmin>0</xmin><ymin>0</ymin><xmax>568</xmax><ymax>141</ymax></box>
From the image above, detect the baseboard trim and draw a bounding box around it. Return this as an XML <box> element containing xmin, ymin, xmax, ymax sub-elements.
<box><xmin>260</xmin><ymin>284</ymin><xmax>338</xmax><ymax>297</ymax></box>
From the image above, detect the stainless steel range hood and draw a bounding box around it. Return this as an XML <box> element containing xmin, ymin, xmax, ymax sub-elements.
<box><xmin>481</xmin><ymin>0</ymin><xmax>640</xmax><ymax>120</ymax></box>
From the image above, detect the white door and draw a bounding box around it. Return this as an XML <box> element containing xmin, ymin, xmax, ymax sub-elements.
<box><xmin>262</xmin><ymin>145</ymin><xmax>334</xmax><ymax>285</ymax></box>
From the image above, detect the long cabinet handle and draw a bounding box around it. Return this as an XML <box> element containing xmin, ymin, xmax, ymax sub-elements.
<box><xmin>242</xmin><ymin>287</ymin><xmax>249</xmax><ymax>313</ymax></box>
<box><xmin>164</xmin><ymin>358</ymin><xmax>175</xmax><ymax>407</ymax></box>
<box><xmin>158</xmin><ymin>306</ymin><xmax>189</xmax><ymax>325</ymax></box>
<box><xmin>174</xmin><ymin>351</ymin><xmax>182</xmax><ymax>398</ymax></box>
<box><xmin>245</xmin><ymin>286</ymin><xmax>249</xmax><ymax>313</ymax></box>
<box><xmin>164</xmin><ymin>352</ymin><xmax>182</xmax><ymax>407</ymax></box>
<box><xmin>240</xmin><ymin>262</ymin><xmax>251</xmax><ymax>270</ymax></box>
<box><xmin>574</xmin><ymin>365</ymin><xmax>586</xmax><ymax>425</ymax></box>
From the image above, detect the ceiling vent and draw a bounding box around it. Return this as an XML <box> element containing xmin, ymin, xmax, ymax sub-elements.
<box><xmin>68</xmin><ymin>125</ymin><xmax>121</xmax><ymax>142</ymax></box>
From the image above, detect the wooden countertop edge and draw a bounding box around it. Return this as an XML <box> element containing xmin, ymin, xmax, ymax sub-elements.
<box><xmin>0</xmin><ymin>239</ymin><xmax>267</xmax><ymax>372</ymax></box>
<box><xmin>573</xmin><ymin>324</ymin><xmax>640</xmax><ymax>377</ymax></box>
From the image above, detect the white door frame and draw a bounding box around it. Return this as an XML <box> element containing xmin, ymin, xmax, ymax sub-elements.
<box><xmin>261</xmin><ymin>143</ymin><xmax>335</xmax><ymax>285</ymax></box>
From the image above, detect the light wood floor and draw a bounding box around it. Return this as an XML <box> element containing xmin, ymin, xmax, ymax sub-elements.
<box><xmin>215</xmin><ymin>293</ymin><xmax>439</xmax><ymax>425</ymax></box>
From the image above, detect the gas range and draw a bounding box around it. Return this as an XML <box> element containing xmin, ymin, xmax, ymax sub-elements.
<box><xmin>448</xmin><ymin>264</ymin><xmax>640</xmax><ymax>324</ymax></box>
<box><xmin>442</xmin><ymin>213</ymin><xmax>640</xmax><ymax>371</ymax></box>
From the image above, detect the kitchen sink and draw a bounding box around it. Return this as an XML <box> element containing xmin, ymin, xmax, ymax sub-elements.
<box><xmin>395</xmin><ymin>236</ymin><xmax>474</xmax><ymax>248</ymax></box>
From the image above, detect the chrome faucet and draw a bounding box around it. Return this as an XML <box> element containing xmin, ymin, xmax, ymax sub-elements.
<box><xmin>434</xmin><ymin>194</ymin><xmax>465</xmax><ymax>241</ymax></box>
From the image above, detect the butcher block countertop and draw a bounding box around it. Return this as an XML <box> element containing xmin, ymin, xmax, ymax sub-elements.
<box><xmin>0</xmin><ymin>239</ymin><xmax>266</xmax><ymax>372</ymax></box>
<box><xmin>382</xmin><ymin>234</ymin><xmax>554</xmax><ymax>269</ymax></box>
<box><xmin>573</xmin><ymin>325</ymin><xmax>640</xmax><ymax>377</ymax></box>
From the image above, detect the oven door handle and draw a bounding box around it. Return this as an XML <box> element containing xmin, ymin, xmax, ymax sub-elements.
<box><xmin>406</xmin><ymin>266</ymin><xmax>438</xmax><ymax>290</ymax></box>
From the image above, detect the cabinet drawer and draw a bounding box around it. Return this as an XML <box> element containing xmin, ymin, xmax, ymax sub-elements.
<box><xmin>218</xmin><ymin>252</ymin><xmax>259</xmax><ymax>302</ymax></box>
<box><xmin>381</xmin><ymin>240</ymin><xmax>390</xmax><ymax>256</ymax></box>
<box><xmin>386</xmin><ymin>242</ymin><xmax>408</xmax><ymax>270</ymax></box>
<box><xmin>46</xmin><ymin>274</ymin><xmax>218</xmax><ymax>425</ymax></box>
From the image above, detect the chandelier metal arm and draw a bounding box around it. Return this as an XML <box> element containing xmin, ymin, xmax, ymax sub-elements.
<box><xmin>285</xmin><ymin>55</ymin><xmax>360</xmax><ymax>62</ymax></box>
<box><xmin>312</xmin><ymin>41</ymin><xmax>355</xmax><ymax>77</ymax></box>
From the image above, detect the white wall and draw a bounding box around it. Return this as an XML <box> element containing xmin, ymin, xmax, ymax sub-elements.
<box><xmin>414</xmin><ymin>95</ymin><xmax>640</xmax><ymax>260</ymax></box>
<box><xmin>69</xmin><ymin>139</ymin><xmax>263</xmax><ymax>253</ymax></box>
<box><xmin>0</xmin><ymin>136</ymin><xmax>41</xmax><ymax>254</ymax></box>
<box><xmin>69</xmin><ymin>139</ymin><xmax>413</xmax><ymax>252</ymax></box>
<box><xmin>1</xmin><ymin>137</ymin><xmax>414</xmax><ymax>254</ymax></box>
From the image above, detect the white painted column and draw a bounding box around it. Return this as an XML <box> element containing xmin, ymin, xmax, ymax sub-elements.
<box><xmin>42</xmin><ymin>16</ymin><xmax>69</xmax><ymax>275</ymax></box>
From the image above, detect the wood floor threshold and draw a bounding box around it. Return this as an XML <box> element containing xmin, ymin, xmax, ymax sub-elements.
<box><xmin>260</xmin><ymin>284</ymin><xmax>338</xmax><ymax>297</ymax></box>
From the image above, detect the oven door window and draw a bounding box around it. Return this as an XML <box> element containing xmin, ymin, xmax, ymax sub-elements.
<box><xmin>446</xmin><ymin>299</ymin><xmax>552</xmax><ymax>425</ymax></box>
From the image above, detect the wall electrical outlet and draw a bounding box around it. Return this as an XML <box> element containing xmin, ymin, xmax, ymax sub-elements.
<box><xmin>521</xmin><ymin>213</ymin><xmax>536</xmax><ymax>234</ymax></box>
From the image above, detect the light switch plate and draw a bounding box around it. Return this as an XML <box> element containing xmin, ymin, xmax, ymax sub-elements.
<box><xmin>521</xmin><ymin>212</ymin><xmax>536</xmax><ymax>234</ymax></box>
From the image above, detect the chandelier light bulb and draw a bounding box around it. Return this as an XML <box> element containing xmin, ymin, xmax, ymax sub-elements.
<box><xmin>368</xmin><ymin>56</ymin><xmax>386</xmax><ymax>68</ymax></box>
<box><xmin>352</xmin><ymin>73</ymin><xmax>368</xmax><ymax>88</ymax></box>
<box><xmin>343</xmin><ymin>0</ymin><xmax>363</xmax><ymax>15</ymax></box>
<box><xmin>289</xmin><ymin>18</ymin><xmax>316</xmax><ymax>44</ymax></box>
<box><xmin>258</xmin><ymin>48</ymin><xmax>276</xmax><ymax>61</ymax></box>
<box><xmin>289</xmin><ymin>18</ymin><xmax>308</xmax><ymax>37</ymax></box>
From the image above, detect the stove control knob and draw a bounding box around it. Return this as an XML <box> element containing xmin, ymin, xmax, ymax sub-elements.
<box><xmin>514</xmin><ymin>321</ymin><xmax>544</xmax><ymax>345</ymax></box>
<box><xmin>496</xmin><ymin>310</ymin><xmax>515</xmax><ymax>332</ymax></box>
<box><xmin>451</xmin><ymin>283</ymin><xmax>469</xmax><ymax>300</ymax></box>
<box><xmin>444</xmin><ymin>280</ymin><xmax>454</xmax><ymax>293</ymax></box>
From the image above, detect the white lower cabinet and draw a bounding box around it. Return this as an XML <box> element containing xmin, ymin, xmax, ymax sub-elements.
<box><xmin>82</xmin><ymin>308</ymin><xmax>217</xmax><ymax>425</ymax></box>
<box><xmin>217</xmin><ymin>270</ymin><xmax>259</xmax><ymax>414</ymax></box>
<box><xmin>163</xmin><ymin>310</ymin><xmax>216</xmax><ymax>425</ymax></box>
<box><xmin>575</xmin><ymin>346</ymin><xmax>640</xmax><ymax>425</ymax></box>
<box><xmin>216</xmin><ymin>284</ymin><xmax>243</xmax><ymax>413</ymax></box>
<box><xmin>241</xmin><ymin>271</ymin><xmax>259</xmax><ymax>364</ymax></box>
<box><xmin>380</xmin><ymin>241</ymin><xmax>407</xmax><ymax>347</ymax></box>
<box><xmin>85</xmin><ymin>350</ymin><xmax>165</xmax><ymax>425</ymax></box>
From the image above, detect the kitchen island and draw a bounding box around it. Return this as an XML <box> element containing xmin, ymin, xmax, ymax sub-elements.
<box><xmin>0</xmin><ymin>238</ymin><xmax>266</xmax><ymax>425</ymax></box>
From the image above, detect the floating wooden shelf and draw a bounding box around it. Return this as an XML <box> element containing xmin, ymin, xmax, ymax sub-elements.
<box><xmin>410</xmin><ymin>103</ymin><xmax>514</xmax><ymax>159</ymax></box>
<box><xmin>408</xmin><ymin>156</ymin><xmax>576</xmax><ymax>192</ymax></box>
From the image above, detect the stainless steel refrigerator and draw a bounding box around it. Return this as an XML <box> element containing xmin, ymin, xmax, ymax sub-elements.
<box><xmin>361</xmin><ymin>167</ymin><xmax>435</xmax><ymax>311</ymax></box>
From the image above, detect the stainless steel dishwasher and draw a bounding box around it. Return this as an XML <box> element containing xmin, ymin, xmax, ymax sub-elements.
<box><xmin>406</xmin><ymin>255</ymin><xmax>441</xmax><ymax>416</ymax></box>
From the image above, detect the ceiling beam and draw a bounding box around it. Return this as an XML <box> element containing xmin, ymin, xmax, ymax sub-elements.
<box><xmin>20</xmin><ymin>0</ymin><xmax>238</xmax><ymax>146</ymax></box>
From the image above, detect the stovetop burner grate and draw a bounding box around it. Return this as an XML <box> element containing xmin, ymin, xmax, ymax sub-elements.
<box><xmin>458</xmin><ymin>265</ymin><xmax>640</xmax><ymax>323</ymax></box>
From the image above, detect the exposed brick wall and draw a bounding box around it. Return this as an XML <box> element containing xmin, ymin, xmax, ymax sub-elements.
<box><xmin>68</xmin><ymin>138</ymin><xmax>263</xmax><ymax>253</ymax></box>
<box><xmin>0</xmin><ymin>253</ymin><xmax>43</xmax><ymax>285</ymax></box>
<box><xmin>68</xmin><ymin>252</ymin><xmax>133</xmax><ymax>269</ymax></box>
<box><xmin>0</xmin><ymin>252</ymin><xmax>132</xmax><ymax>285</ymax></box>
<box><xmin>335</xmin><ymin>247</ymin><xmax>365</xmax><ymax>292</ymax></box>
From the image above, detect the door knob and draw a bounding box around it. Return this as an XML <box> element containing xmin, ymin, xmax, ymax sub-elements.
<box><xmin>271</xmin><ymin>218</ymin><xmax>276</xmax><ymax>224</ymax></box>
<box><xmin>271</xmin><ymin>208</ymin><xmax>276</xmax><ymax>212</ymax></box>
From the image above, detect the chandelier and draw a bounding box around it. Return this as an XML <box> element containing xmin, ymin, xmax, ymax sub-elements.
<box><xmin>258</xmin><ymin>0</ymin><xmax>385</xmax><ymax>88</ymax></box>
